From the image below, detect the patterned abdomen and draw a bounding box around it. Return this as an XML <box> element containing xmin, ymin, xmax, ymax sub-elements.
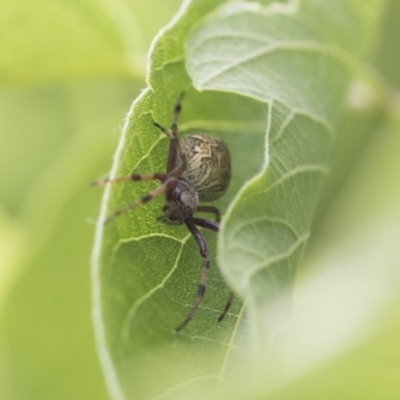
<box><xmin>174</xmin><ymin>134</ymin><xmax>231</xmax><ymax>202</ymax></box>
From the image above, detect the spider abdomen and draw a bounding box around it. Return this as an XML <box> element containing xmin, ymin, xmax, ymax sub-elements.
<box><xmin>174</xmin><ymin>133</ymin><xmax>231</xmax><ymax>202</ymax></box>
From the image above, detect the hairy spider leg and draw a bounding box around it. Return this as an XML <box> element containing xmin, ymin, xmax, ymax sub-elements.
<box><xmin>176</xmin><ymin>217</ymin><xmax>235</xmax><ymax>330</ymax></box>
<box><xmin>91</xmin><ymin>173</ymin><xmax>167</xmax><ymax>186</ymax></box>
<box><xmin>153</xmin><ymin>121</ymin><xmax>187</xmax><ymax>178</ymax></box>
<box><xmin>166</xmin><ymin>92</ymin><xmax>184</xmax><ymax>173</ymax></box>
<box><xmin>176</xmin><ymin>218</ymin><xmax>210</xmax><ymax>332</ymax></box>
<box><xmin>154</xmin><ymin>92</ymin><xmax>187</xmax><ymax>176</ymax></box>
<box><xmin>171</xmin><ymin>92</ymin><xmax>184</xmax><ymax>138</ymax></box>
<box><xmin>191</xmin><ymin>217</ymin><xmax>219</xmax><ymax>232</ymax></box>
<box><xmin>191</xmin><ymin>217</ymin><xmax>235</xmax><ymax>323</ymax></box>
<box><xmin>103</xmin><ymin>176</ymin><xmax>178</xmax><ymax>225</ymax></box>
<box><xmin>195</xmin><ymin>205</ymin><xmax>221</xmax><ymax>223</ymax></box>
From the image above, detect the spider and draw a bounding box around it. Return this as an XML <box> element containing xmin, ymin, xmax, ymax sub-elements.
<box><xmin>93</xmin><ymin>93</ymin><xmax>235</xmax><ymax>331</ymax></box>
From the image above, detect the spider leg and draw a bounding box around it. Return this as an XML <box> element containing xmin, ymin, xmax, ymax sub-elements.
<box><xmin>171</xmin><ymin>92</ymin><xmax>184</xmax><ymax>138</ymax></box>
<box><xmin>103</xmin><ymin>177</ymin><xmax>178</xmax><ymax>225</ymax></box>
<box><xmin>195</xmin><ymin>205</ymin><xmax>221</xmax><ymax>223</ymax></box>
<box><xmin>154</xmin><ymin>92</ymin><xmax>186</xmax><ymax>176</ymax></box>
<box><xmin>192</xmin><ymin>217</ymin><xmax>235</xmax><ymax>322</ymax></box>
<box><xmin>191</xmin><ymin>217</ymin><xmax>219</xmax><ymax>233</ymax></box>
<box><xmin>176</xmin><ymin>218</ymin><xmax>210</xmax><ymax>331</ymax></box>
<box><xmin>153</xmin><ymin>121</ymin><xmax>187</xmax><ymax>177</ymax></box>
<box><xmin>165</xmin><ymin>92</ymin><xmax>184</xmax><ymax>174</ymax></box>
<box><xmin>91</xmin><ymin>173</ymin><xmax>167</xmax><ymax>186</ymax></box>
<box><xmin>217</xmin><ymin>291</ymin><xmax>235</xmax><ymax>322</ymax></box>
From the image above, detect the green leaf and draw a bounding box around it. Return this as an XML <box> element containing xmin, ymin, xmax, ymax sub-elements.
<box><xmin>187</xmin><ymin>0</ymin><xmax>383</xmax><ymax>349</ymax></box>
<box><xmin>263</xmin><ymin>97</ymin><xmax>400</xmax><ymax>400</ymax></box>
<box><xmin>92</xmin><ymin>1</ymin><xmax>384</xmax><ymax>399</ymax></box>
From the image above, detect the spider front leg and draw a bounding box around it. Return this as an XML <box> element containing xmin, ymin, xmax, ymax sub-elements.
<box><xmin>91</xmin><ymin>172</ymin><xmax>167</xmax><ymax>186</ymax></box>
<box><xmin>153</xmin><ymin>92</ymin><xmax>186</xmax><ymax>176</ymax></box>
<box><xmin>153</xmin><ymin>121</ymin><xmax>187</xmax><ymax>178</ymax></box>
<box><xmin>102</xmin><ymin>176</ymin><xmax>178</xmax><ymax>225</ymax></box>
<box><xmin>171</xmin><ymin>92</ymin><xmax>184</xmax><ymax>138</ymax></box>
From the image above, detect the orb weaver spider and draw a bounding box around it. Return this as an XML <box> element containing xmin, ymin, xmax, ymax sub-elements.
<box><xmin>93</xmin><ymin>93</ymin><xmax>235</xmax><ymax>331</ymax></box>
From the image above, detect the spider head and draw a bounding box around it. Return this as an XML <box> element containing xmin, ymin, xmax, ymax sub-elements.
<box><xmin>159</xmin><ymin>180</ymin><xmax>198</xmax><ymax>224</ymax></box>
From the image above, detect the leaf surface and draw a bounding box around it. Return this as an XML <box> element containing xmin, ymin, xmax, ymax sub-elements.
<box><xmin>187</xmin><ymin>0</ymin><xmax>382</xmax><ymax>349</ymax></box>
<box><xmin>92</xmin><ymin>1</ymin><xmax>384</xmax><ymax>399</ymax></box>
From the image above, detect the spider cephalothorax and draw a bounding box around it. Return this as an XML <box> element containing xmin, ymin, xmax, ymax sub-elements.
<box><xmin>93</xmin><ymin>93</ymin><xmax>234</xmax><ymax>331</ymax></box>
<box><xmin>159</xmin><ymin>180</ymin><xmax>199</xmax><ymax>224</ymax></box>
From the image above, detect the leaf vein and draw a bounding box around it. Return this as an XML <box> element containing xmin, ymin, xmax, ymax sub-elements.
<box><xmin>197</xmin><ymin>41</ymin><xmax>353</xmax><ymax>88</ymax></box>
<box><xmin>179</xmin><ymin>333</ymin><xmax>250</xmax><ymax>355</ymax></box>
<box><xmin>190</xmin><ymin>31</ymin><xmax>274</xmax><ymax>51</ymax></box>
<box><xmin>226</xmin><ymin>245</ymin><xmax>267</xmax><ymax>263</ymax></box>
<box><xmin>119</xmin><ymin>233</ymin><xmax>192</xmax><ymax>343</ymax></box>
<box><xmin>151</xmin><ymin>375</ymin><xmax>219</xmax><ymax>400</ymax></box>
<box><xmin>216</xmin><ymin>304</ymin><xmax>247</xmax><ymax>395</ymax></box>
<box><xmin>228</xmin><ymin>216</ymin><xmax>300</xmax><ymax>242</ymax></box>
<box><xmin>113</xmin><ymin>232</ymin><xmax>184</xmax><ymax>252</ymax></box>
<box><xmin>290</xmin><ymin>107</ymin><xmax>336</xmax><ymax>138</ymax></box>
<box><xmin>128</xmin><ymin>134</ymin><xmax>165</xmax><ymax>173</ymax></box>
<box><xmin>245</xmin><ymin>232</ymin><xmax>309</xmax><ymax>282</ymax></box>
<box><xmin>271</xmin><ymin>108</ymin><xmax>295</xmax><ymax>143</ymax></box>
<box><xmin>266</xmin><ymin>163</ymin><xmax>329</xmax><ymax>191</ymax></box>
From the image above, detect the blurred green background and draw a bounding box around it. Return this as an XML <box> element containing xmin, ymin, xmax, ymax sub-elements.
<box><xmin>0</xmin><ymin>1</ymin><xmax>181</xmax><ymax>399</ymax></box>
<box><xmin>0</xmin><ymin>1</ymin><xmax>399</xmax><ymax>400</ymax></box>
